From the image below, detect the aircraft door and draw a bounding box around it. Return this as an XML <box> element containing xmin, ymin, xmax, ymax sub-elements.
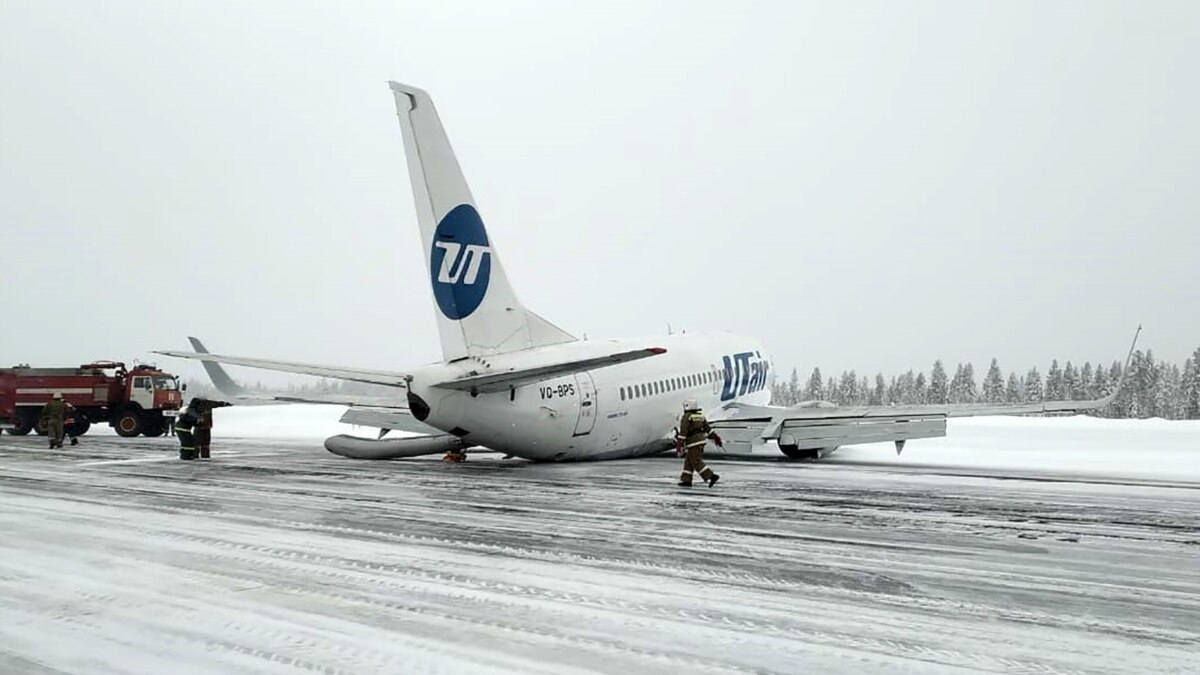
<box><xmin>573</xmin><ymin>372</ymin><xmax>597</xmax><ymax>436</ymax></box>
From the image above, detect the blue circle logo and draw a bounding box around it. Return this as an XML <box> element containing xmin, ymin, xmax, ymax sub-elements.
<box><xmin>430</xmin><ymin>204</ymin><xmax>492</xmax><ymax>320</ymax></box>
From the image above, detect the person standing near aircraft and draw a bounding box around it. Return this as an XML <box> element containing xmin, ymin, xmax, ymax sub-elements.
<box><xmin>39</xmin><ymin>392</ymin><xmax>68</xmax><ymax>449</ymax></box>
<box><xmin>63</xmin><ymin>401</ymin><xmax>81</xmax><ymax>446</ymax></box>
<box><xmin>193</xmin><ymin>406</ymin><xmax>221</xmax><ymax>459</ymax></box>
<box><xmin>174</xmin><ymin>398</ymin><xmax>230</xmax><ymax>460</ymax></box>
<box><xmin>675</xmin><ymin>399</ymin><xmax>722</xmax><ymax>487</ymax></box>
<box><xmin>175</xmin><ymin>398</ymin><xmax>200</xmax><ymax>460</ymax></box>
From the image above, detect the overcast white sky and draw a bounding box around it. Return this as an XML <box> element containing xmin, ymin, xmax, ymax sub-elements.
<box><xmin>2</xmin><ymin>1</ymin><xmax>1196</xmax><ymax>386</ymax></box>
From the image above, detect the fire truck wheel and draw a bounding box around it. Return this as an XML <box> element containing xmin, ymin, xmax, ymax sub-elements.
<box><xmin>8</xmin><ymin>422</ymin><xmax>32</xmax><ymax>436</ymax></box>
<box><xmin>34</xmin><ymin>418</ymin><xmax>49</xmax><ymax>436</ymax></box>
<box><xmin>115</xmin><ymin>410</ymin><xmax>143</xmax><ymax>438</ymax></box>
<box><xmin>142</xmin><ymin>419</ymin><xmax>166</xmax><ymax>437</ymax></box>
<box><xmin>68</xmin><ymin>418</ymin><xmax>92</xmax><ymax>437</ymax></box>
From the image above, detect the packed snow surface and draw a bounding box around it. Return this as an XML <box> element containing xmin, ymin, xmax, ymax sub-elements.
<box><xmin>1</xmin><ymin>407</ymin><xmax>1198</xmax><ymax>674</ymax></box>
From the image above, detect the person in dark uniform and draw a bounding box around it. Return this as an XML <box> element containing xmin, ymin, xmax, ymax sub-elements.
<box><xmin>175</xmin><ymin>399</ymin><xmax>200</xmax><ymax>460</ymax></box>
<box><xmin>674</xmin><ymin>399</ymin><xmax>722</xmax><ymax>487</ymax></box>
<box><xmin>176</xmin><ymin>398</ymin><xmax>230</xmax><ymax>460</ymax></box>
<box><xmin>63</xmin><ymin>401</ymin><xmax>81</xmax><ymax>446</ymax></box>
<box><xmin>194</xmin><ymin>408</ymin><xmax>214</xmax><ymax>459</ymax></box>
<box><xmin>40</xmin><ymin>393</ymin><xmax>68</xmax><ymax>449</ymax></box>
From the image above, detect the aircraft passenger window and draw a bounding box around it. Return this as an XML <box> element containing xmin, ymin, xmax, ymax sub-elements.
<box><xmin>620</xmin><ymin>388</ymin><xmax>626</xmax><ymax>401</ymax></box>
<box><xmin>640</xmin><ymin>384</ymin><xmax>647</xmax><ymax>397</ymax></box>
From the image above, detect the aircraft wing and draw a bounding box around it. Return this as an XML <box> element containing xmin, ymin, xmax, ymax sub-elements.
<box><xmin>710</xmin><ymin>327</ymin><xmax>1141</xmax><ymax>454</ymax></box>
<box><xmin>154</xmin><ymin>350</ymin><xmax>410</xmax><ymax>388</ymax></box>
<box><xmin>433</xmin><ymin>347</ymin><xmax>667</xmax><ymax>393</ymax></box>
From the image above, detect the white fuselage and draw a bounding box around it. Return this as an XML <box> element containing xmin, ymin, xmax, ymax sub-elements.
<box><xmin>408</xmin><ymin>332</ymin><xmax>773</xmax><ymax>461</ymax></box>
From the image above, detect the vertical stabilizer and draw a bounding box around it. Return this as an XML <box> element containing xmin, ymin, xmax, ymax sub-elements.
<box><xmin>388</xmin><ymin>82</ymin><xmax>576</xmax><ymax>361</ymax></box>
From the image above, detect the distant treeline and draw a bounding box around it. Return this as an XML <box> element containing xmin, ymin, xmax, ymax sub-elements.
<box><xmin>770</xmin><ymin>346</ymin><xmax>1200</xmax><ymax>420</ymax></box>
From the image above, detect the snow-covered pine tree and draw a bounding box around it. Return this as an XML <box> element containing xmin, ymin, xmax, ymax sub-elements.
<box><xmin>1005</xmin><ymin>372</ymin><xmax>1021</xmax><ymax>403</ymax></box>
<box><xmin>838</xmin><ymin>371</ymin><xmax>858</xmax><ymax>405</ymax></box>
<box><xmin>949</xmin><ymin>364</ymin><xmax>966</xmax><ymax>404</ymax></box>
<box><xmin>787</xmin><ymin>367</ymin><xmax>800</xmax><ymax>405</ymax></box>
<box><xmin>1025</xmin><ymin>367</ymin><xmax>1043</xmax><ymax>402</ymax></box>
<box><xmin>1156</xmin><ymin>363</ymin><xmax>1183</xmax><ymax>420</ymax></box>
<box><xmin>871</xmin><ymin>373</ymin><xmax>885</xmax><ymax>405</ymax></box>
<box><xmin>929</xmin><ymin>360</ymin><xmax>948</xmax><ymax>404</ymax></box>
<box><xmin>805</xmin><ymin>367</ymin><xmax>824</xmax><ymax>401</ymax></box>
<box><xmin>914</xmin><ymin>372</ymin><xmax>928</xmax><ymax>404</ymax></box>
<box><xmin>983</xmin><ymin>358</ymin><xmax>1004</xmax><ymax>404</ymax></box>
<box><xmin>1110</xmin><ymin>360</ymin><xmax>1130</xmax><ymax>418</ymax></box>
<box><xmin>1185</xmin><ymin>348</ymin><xmax>1200</xmax><ymax>420</ymax></box>
<box><xmin>1091</xmin><ymin>363</ymin><xmax>1111</xmax><ymax>417</ymax></box>
<box><xmin>826</xmin><ymin>376</ymin><xmax>840</xmax><ymax>405</ymax></box>
<box><xmin>770</xmin><ymin>380</ymin><xmax>788</xmax><ymax>406</ymax></box>
<box><xmin>1080</xmin><ymin>362</ymin><xmax>1094</xmax><ymax>399</ymax></box>
<box><xmin>1132</xmin><ymin>350</ymin><xmax>1158</xmax><ymax>418</ymax></box>
<box><xmin>961</xmin><ymin>363</ymin><xmax>977</xmax><ymax>403</ymax></box>
<box><xmin>1063</xmin><ymin>362</ymin><xmax>1079</xmax><ymax>400</ymax></box>
<box><xmin>1045</xmin><ymin>360</ymin><xmax>1064</xmax><ymax>400</ymax></box>
<box><xmin>899</xmin><ymin>370</ymin><xmax>916</xmax><ymax>404</ymax></box>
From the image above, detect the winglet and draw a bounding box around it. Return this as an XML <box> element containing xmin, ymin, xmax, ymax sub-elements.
<box><xmin>187</xmin><ymin>337</ymin><xmax>247</xmax><ymax>397</ymax></box>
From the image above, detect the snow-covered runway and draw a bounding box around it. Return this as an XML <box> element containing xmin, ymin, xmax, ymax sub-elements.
<box><xmin>1</xmin><ymin>415</ymin><xmax>1198</xmax><ymax>674</ymax></box>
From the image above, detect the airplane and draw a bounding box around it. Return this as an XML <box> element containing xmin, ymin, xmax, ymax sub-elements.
<box><xmin>156</xmin><ymin>82</ymin><xmax>1139</xmax><ymax>463</ymax></box>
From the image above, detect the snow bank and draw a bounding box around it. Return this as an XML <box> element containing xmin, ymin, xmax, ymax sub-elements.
<box><xmin>836</xmin><ymin>415</ymin><xmax>1200</xmax><ymax>481</ymax></box>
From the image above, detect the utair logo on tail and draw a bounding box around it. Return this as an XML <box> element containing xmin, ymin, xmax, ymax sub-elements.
<box><xmin>430</xmin><ymin>203</ymin><xmax>492</xmax><ymax>319</ymax></box>
<box><xmin>720</xmin><ymin>351</ymin><xmax>770</xmax><ymax>402</ymax></box>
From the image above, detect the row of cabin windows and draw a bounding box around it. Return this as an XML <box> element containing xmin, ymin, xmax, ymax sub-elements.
<box><xmin>618</xmin><ymin>370</ymin><xmax>718</xmax><ymax>402</ymax></box>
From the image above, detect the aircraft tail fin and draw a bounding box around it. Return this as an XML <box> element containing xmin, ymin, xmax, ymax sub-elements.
<box><xmin>388</xmin><ymin>82</ymin><xmax>576</xmax><ymax>362</ymax></box>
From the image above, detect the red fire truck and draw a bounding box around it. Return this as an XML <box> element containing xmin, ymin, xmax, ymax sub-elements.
<box><xmin>0</xmin><ymin>361</ymin><xmax>184</xmax><ymax>438</ymax></box>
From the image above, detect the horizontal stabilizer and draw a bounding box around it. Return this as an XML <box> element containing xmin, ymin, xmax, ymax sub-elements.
<box><xmin>153</xmin><ymin>350</ymin><xmax>410</xmax><ymax>388</ymax></box>
<box><xmin>435</xmin><ymin>347</ymin><xmax>666</xmax><ymax>393</ymax></box>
